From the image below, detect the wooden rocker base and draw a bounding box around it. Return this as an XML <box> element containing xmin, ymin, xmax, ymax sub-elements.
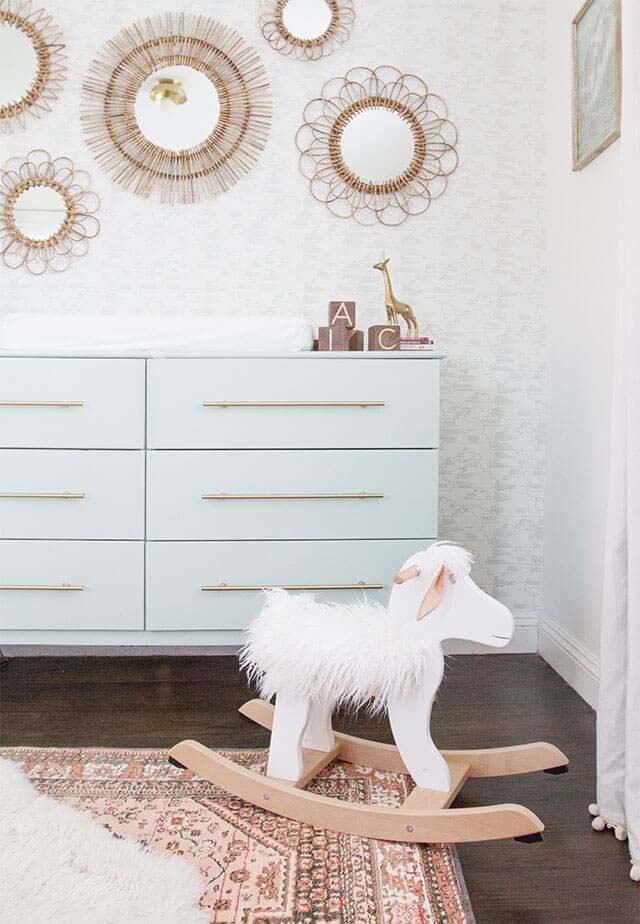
<box><xmin>167</xmin><ymin>699</ymin><xmax>568</xmax><ymax>846</ymax></box>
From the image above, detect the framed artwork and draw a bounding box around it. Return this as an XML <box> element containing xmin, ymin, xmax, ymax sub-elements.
<box><xmin>572</xmin><ymin>0</ymin><xmax>622</xmax><ymax>171</ymax></box>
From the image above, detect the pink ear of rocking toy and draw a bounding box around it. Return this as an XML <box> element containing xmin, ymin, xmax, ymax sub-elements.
<box><xmin>417</xmin><ymin>565</ymin><xmax>448</xmax><ymax>621</ymax></box>
<box><xmin>393</xmin><ymin>563</ymin><xmax>449</xmax><ymax>621</ymax></box>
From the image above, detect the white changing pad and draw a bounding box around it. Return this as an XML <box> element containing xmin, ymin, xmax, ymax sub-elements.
<box><xmin>0</xmin><ymin>314</ymin><xmax>314</xmax><ymax>355</ymax></box>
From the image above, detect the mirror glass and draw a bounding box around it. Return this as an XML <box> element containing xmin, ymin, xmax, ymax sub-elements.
<box><xmin>340</xmin><ymin>108</ymin><xmax>416</xmax><ymax>184</ymax></box>
<box><xmin>282</xmin><ymin>0</ymin><xmax>332</xmax><ymax>39</ymax></box>
<box><xmin>135</xmin><ymin>65</ymin><xmax>221</xmax><ymax>152</ymax></box>
<box><xmin>0</xmin><ymin>22</ymin><xmax>38</xmax><ymax>107</ymax></box>
<box><xmin>12</xmin><ymin>185</ymin><xmax>68</xmax><ymax>241</ymax></box>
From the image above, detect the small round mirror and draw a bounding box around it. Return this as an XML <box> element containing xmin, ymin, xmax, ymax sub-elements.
<box><xmin>135</xmin><ymin>65</ymin><xmax>221</xmax><ymax>152</ymax></box>
<box><xmin>297</xmin><ymin>66</ymin><xmax>459</xmax><ymax>226</ymax></box>
<box><xmin>282</xmin><ymin>0</ymin><xmax>332</xmax><ymax>39</ymax></box>
<box><xmin>260</xmin><ymin>0</ymin><xmax>354</xmax><ymax>61</ymax></box>
<box><xmin>12</xmin><ymin>185</ymin><xmax>68</xmax><ymax>241</ymax></box>
<box><xmin>1</xmin><ymin>150</ymin><xmax>101</xmax><ymax>274</ymax></box>
<box><xmin>340</xmin><ymin>108</ymin><xmax>416</xmax><ymax>184</ymax></box>
<box><xmin>0</xmin><ymin>5</ymin><xmax>66</xmax><ymax>133</ymax></box>
<box><xmin>0</xmin><ymin>21</ymin><xmax>38</xmax><ymax>109</ymax></box>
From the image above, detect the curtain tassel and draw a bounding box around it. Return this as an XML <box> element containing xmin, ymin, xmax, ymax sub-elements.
<box><xmin>588</xmin><ymin>803</ymin><xmax>628</xmax><ymax>840</ymax></box>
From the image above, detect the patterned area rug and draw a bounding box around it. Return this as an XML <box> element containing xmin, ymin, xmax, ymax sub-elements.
<box><xmin>1</xmin><ymin>747</ymin><xmax>475</xmax><ymax>923</ymax></box>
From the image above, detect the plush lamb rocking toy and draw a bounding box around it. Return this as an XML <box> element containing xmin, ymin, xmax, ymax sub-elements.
<box><xmin>169</xmin><ymin>544</ymin><xmax>568</xmax><ymax>844</ymax></box>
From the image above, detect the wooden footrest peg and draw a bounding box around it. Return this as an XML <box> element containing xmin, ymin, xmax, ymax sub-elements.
<box><xmin>402</xmin><ymin>759</ymin><xmax>471</xmax><ymax>812</ymax></box>
<box><xmin>278</xmin><ymin>744</ymin><xmax>342</xmax><ymax>789</ymax></box>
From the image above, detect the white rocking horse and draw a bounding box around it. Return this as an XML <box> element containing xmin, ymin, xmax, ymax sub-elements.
<box><xmin>169</xmin><ymin>543</ymin><xmax>568</xmax><ymax>844</ymax></box>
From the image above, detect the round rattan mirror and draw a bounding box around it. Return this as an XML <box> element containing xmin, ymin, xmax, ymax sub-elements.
<box><xmin>296</xmin><ymin>66</ymin><xmax>458</xmax><ymax>226</ymax></box>
<box><xmin>81</xmin><ymin>12</ymin><xmax>272</xmax><ymax>205</ymax></box>
<box><xmin>0</xmin><ymin>150</ymin><xmax>100</xmax><ymax>274</ymax></box>
<box><xmin>260</xmin><ymin>0</ymin><xmax>355</xmax><ymax>61</ymax></box>
<box><xmin>0</xmin><ymin>0</ymin><xmax>67</xmax><ymax>134</ymax></box>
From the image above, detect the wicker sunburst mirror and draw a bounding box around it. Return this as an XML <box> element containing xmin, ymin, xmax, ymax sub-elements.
<box><xmin>0</xmin><ymin>149</ymin><xmax>100</xmax><ymax>275</ymax></box>
<box><xmin>260</xmin><ymin>0</ymin><xmax>355</xmax><ymax>61</ymax></box>
<box><xmin>296</xmin><ymin>66</ymin><xmax>458</xmax><ymax>226</ymax></box>
<box><xmin>81</xmin><ymin>12</ymin><xmax>272</xmax><ymax>205</ymax></box>
<box><xmin>0</xmin><ymin>0</ymin><xmax>67</xmax><ymax>134</ymax></box>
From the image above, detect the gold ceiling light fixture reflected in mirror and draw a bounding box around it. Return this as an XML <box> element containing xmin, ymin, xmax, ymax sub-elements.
<box><xmin>149</xmin><ymin>77</ymin><xmax>187</xmax><ymax>107</ymax></box>
<box><xmin>81</xmin><ymin>12</ymin><xmax>272</xmax><ymax>205</ymax></box>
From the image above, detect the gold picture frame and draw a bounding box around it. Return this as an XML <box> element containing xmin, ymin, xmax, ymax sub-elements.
<box><xmin>572</xmin><ymin>0</ymin><xmax>622</xmax><ymax>171</ymax></box>
<box><xmin>260</xmin><ymin>0</ymin><xmax>355</xmax><ymax>61</ymax></box>
<box><xmin>0</xmin><ymin>0</ymin><xmax>67</xmax><ymax>134</ymax></box>
<box><xmin>81</xmin><ymin>12</ymin><xmax>272</xmax><ymax>205</ymax></box>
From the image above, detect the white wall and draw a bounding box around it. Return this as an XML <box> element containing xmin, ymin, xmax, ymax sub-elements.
<box><xmin>0</xmin><ymin>1</ymin><xmax>547</xmax><ymax>643</ymax></box>
<box><xmin>540</xmin><ymin>0</ymin><xmax>619</xmax><ymax>705</ymax></box>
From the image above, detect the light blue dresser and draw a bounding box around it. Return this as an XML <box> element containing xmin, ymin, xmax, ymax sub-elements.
<box><xmin>0</xmin><ymin>352</ymin><xmax>443</xmax><ymax>646</ymax></box>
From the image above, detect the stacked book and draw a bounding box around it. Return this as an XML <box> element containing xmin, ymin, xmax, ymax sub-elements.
<box><xmin>400</xmin><ymin>337</ymin><xmax>435</xmax><ymax>351</ymax></box>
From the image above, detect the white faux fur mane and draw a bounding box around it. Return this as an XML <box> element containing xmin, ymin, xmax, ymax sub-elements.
<box><xmin>239</xmin><ymin>543</ymin><xmax>474</xmax><ymax>715</ymax></box>
<box><xmin>240</xmin><ymin>591</ymin><xmax>431</xmax><ymax>714</ymax></box>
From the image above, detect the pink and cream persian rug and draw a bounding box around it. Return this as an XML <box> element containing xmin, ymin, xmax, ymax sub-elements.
<box><xmin>1</xmin><ymin>747</ymin><xmax>475</xmax><ymax>923</ymax></box>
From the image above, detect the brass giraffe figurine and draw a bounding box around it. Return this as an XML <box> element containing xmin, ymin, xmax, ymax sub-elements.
<box><xmin>373</xmin><ymin>258</ymin><xmax>419</xmax><ymax>338</ymax></box>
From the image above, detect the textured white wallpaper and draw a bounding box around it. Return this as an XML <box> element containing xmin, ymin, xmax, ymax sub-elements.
<box><xmin>0</xmin><ymin>0</ymin><xmax>547</xmax><ymax>622</ymax></box>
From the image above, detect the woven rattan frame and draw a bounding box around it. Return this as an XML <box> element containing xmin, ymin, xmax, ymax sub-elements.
<box><xmin>0</xmin><ymin>149</ymin><xmax>100</xmax><ymax>275</ymax></box>
<box><xmin>81</xmin><ymin>12</ymin><xmax>272</xmax><ymax>205</ymax></box>
<box><xmin>296</xmin><ymin>66</ymin><xmax>459</xmax><ymax>226</ymax></box>
<box><xmin>0</xmin><ymin>0</ymin><xmax>67</xmax><ymax>134</ymax></box>
<box><xmin>260</xmin><ymin>0</ymin><xmax>355</xmax><ymax>61</ymax></box>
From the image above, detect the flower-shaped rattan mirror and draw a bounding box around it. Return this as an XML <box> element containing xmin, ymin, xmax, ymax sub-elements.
<box><xmin>0</xmin><ymin>150</ymin><xmax>100</xmax><ymax>274</ymax></box>
<box><xmin>296</xmin><ymin>66</ymin><xmax>458</xmax><ymax>226</ymax></box>
<box><xmin>81</xmin><ymin>12</ymin><xmax>272</xmax><ymax>205</ymax></box>
<box><xmin>0</xmin><ymin>0</ymin><xmax>67</xmax><ymax>134</ymax></box>
<box><xmin>260</xmin><ymin>0</ymin><xmax>355</xmax><ymax>61</ymax></box>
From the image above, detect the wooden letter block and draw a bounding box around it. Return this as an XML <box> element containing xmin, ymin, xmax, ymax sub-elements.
<box><xmin>319</xmin><ymin>327</ymin><xmax>364</xmax><ymax>352</ymax></box>
<box><xmin>349</xmin><ymin>329</ymin><xmax>364</xmax><ymax>351</ymax></box>
<box><xmin>368</xmin><ymin>325</ymin><xmax>401</xmax><ymax>352</ymax></box>
<box><xmin>329</xmin><ymin>301</ymin><xmax>356</xmax><ymax>329</ymax></box>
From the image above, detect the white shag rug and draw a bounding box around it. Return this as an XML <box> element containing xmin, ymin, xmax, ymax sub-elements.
<box><xmin>0</xmin><ymin>758</ymin><xmax>208</xmax><ymax>923</ymax></box>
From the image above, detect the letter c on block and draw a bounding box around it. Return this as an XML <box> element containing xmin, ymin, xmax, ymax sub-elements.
<box><xmin>378</xmin><ymin>327</ymin><xmax>397</xmax><ymax>350</ymax></box>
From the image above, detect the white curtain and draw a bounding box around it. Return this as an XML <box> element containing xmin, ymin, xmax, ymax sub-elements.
<box><xmin>591</xmin><ymin>0</ymin><xmax>640</xmax><ymax>883</ymax></box>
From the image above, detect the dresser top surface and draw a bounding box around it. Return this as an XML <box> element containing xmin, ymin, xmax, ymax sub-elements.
<box><xmin>0</xmin><ymin>350</ymin><xmax>446</xmax><ymax>360</ymax></box>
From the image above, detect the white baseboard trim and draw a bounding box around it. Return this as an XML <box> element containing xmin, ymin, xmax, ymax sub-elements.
<box><xmin>538</xmin><ymin>616</ymin><xmax>599</xmax><ymax>708</ymax></box>
<box><xmin>1</xmin><ymin>619</ymin><xmax>539</xmax><ymax>655</ymax></box>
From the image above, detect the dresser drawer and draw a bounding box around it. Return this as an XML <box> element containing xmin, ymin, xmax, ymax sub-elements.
<box><xmin>0</xmin><ymin>451</ymin><xmax>144</xmax><ymax>539</ymax></box>
<box><xmin>146</xmin><ymin>539</ymin><xmax>426</xmax><ymax>630</ymax></box>
<box><xmin>147</xmin><ymin>358</ymin><xmax>439</xmax><ymax>449</ymax></box>
<box><xmin>147</xmin><ymin>450</ymin><xmax>438</xmax><ymax>540</ymax></box>
<box><xmin>0</xmin><ymin>359</ymin><xmax>145</xmax><ymax>448</ymax></box>
<box><xmin>0</xmin><ymin>541</ymin><xmax>144</xmax><ymax>630</ymax></box>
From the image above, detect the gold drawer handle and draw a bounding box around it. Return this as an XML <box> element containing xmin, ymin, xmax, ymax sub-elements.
<box><xmin>202</xmin><ymin>492</ymin><xmax>384</xmax><ymax>501</ymax></box>
<box><xmin>203</xmin><ymin>401</ymin><xmax>385</xmax><ymax>409</ymax></box>
<box><xmin>202</xmin><ymin>582</ymin><xmax>384</xmax><ymax>592</ymax></box>
<box><xmin>0</xmin><ymin>583</ymin><xmax>85</xmax><ymax>591</ymax></box>
<box><xmin>0</xmin><ymin>401</ymin><xmax>84</xmax><ymax>408</ymax></box>
<box><xmin>0</xmin><ymin>492</ymin><xmax>85</xmax><ymax>500</ymax></box>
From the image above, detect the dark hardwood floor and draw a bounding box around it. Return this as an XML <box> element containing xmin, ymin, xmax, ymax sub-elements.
<box><xmin>1</xmin><ymin>653</ymin><xmax>637</xmax><ymax>923</ymax></box>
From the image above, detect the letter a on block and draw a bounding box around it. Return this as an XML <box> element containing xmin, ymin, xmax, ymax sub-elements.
<box><xmin>329</xmin><ymin>301</ymin><xmax>356</xmax><ymax>329</ymax></box>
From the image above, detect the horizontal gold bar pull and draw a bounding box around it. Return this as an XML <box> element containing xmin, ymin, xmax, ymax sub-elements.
<box><xmin>0</xmin><ymin>583</ymin><xmax>85</xmax><ymax>591</ymax></box>
<box><xmin>201</xmin><ymin>491</ymin><xmax>384</xmax><ymax>501</ymax></box>
<box><xmin>202</xmin><ymin>401</ymin><xmax>385</xmax><ymax>409</ymax></box>
<box><xmin>202</xmin><ymin>582</ymin><xmax>384</xmax><ymax>592</ymax></box>
<box><xmin>0</xmin><ymin>401</ymin><xmax>84</xmax><ymax>408</ymax></box>
<box><xmin>0</xmin><ymin>492</ymin><xmax>85</xmax><ymax>500</ymax></box>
